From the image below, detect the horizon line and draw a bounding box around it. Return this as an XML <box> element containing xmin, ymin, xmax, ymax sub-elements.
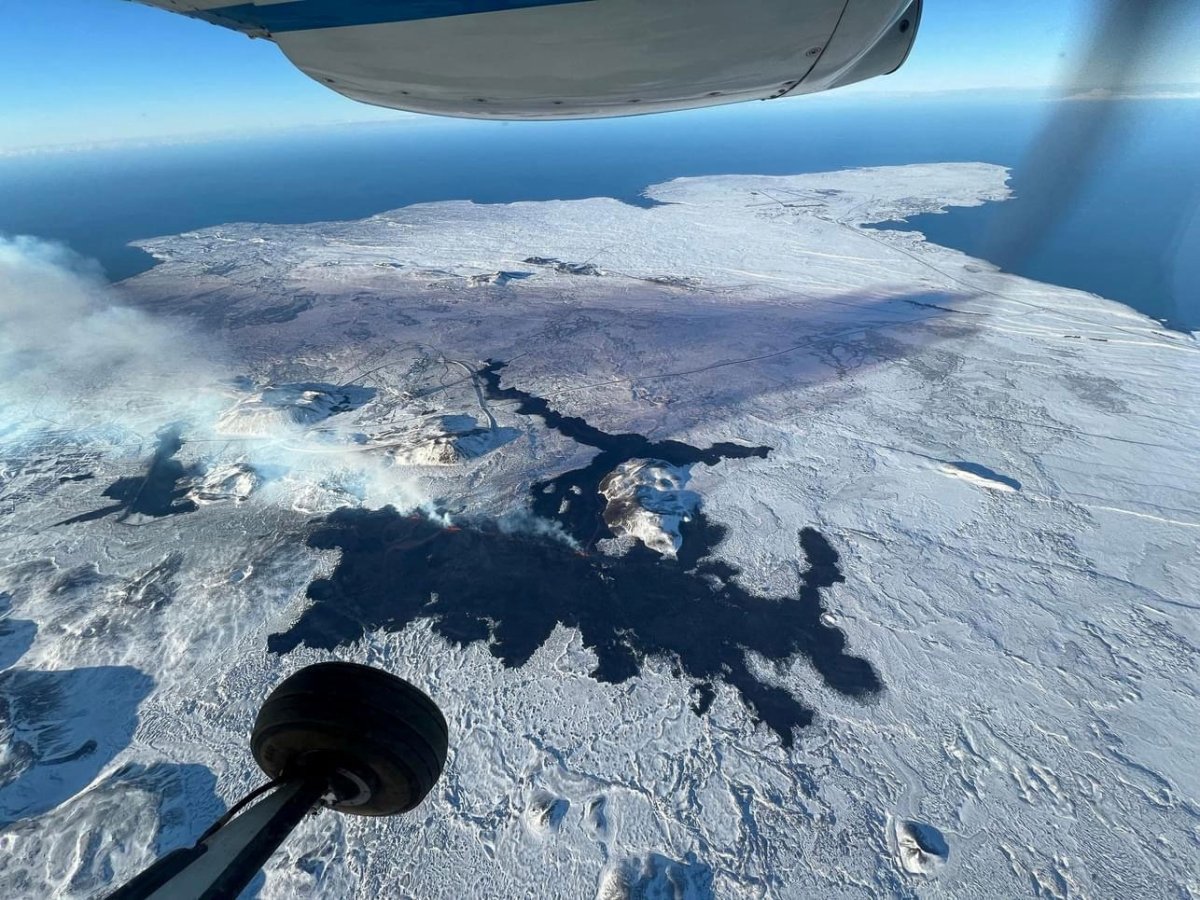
<box><xmin>4</xmin><ymin>83</ymin><xmax>1199</xmax><ymax>159</ymax></box>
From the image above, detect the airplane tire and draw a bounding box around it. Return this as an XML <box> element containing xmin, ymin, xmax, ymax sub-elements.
<box><xmin>251</xmin><ymin>662</ymin><xmax>448</xmax><ymax>816</ymax></box>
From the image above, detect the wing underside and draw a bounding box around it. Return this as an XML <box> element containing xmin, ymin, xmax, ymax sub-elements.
<box><xmin>133</xmin><ymin>0</ymin><xmax>922</xmax><ymax>119</ymax></box>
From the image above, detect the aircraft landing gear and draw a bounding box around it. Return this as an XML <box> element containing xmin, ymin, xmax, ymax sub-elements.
<box><xmin>109</xmin><ymin>662</ymin><xmax>448</xmax><ymax>900</ymax></box>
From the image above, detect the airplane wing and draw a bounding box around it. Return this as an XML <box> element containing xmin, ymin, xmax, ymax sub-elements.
<box><xmin>131</xmin><ymin>0</ymin><xmax>922</xmax><ymax>119</ymax></box>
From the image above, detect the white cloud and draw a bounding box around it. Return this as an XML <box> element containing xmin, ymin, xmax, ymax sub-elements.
<box><xmin>0</xmin><ymin>235</ymin><xmax>225</xmax><ymax>436</ymax></box>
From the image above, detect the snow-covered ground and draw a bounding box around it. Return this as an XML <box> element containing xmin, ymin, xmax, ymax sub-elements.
<box><xmin>1</xmin><ymin>163</ymin><xmax>1198</xmax><ymax>898</ymax></box>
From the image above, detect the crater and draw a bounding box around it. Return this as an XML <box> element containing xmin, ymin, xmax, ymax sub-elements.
<box><xmin>895</xmin><ymin>819</ymin><xmax>950</xmax><ymax>876</ymax></box>
<box><xmin>524</xmin><ymin>790</ymin><xmax>569</xmax><ymax>835</ymax></box>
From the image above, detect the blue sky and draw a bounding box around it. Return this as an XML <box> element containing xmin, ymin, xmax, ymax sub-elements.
<box><xmin>2</xmin><ymin>1</ymin><xmax>1198</xmax><ymax>153</ymax></box>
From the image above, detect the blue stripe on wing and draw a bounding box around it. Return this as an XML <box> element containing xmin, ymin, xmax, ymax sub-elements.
<box><xmin>194</xmin><ymin>0</ymin><xmax>597</xmax><ymax>34</ymax></box>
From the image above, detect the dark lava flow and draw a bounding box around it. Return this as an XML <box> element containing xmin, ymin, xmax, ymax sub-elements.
<box><xmin>58</xmin><ymin>424</ymin><xmax>198</xmax><ymax>525</ymax></box>
<box><xmin>273</xmin><ymin>362</ymin><xmax>882</xmax><ymax>745</ymax></box>
<box><xmin>479</xmin><ymin>360</ymin><xmax>770</xmax><ymax>547</ymax></box>
<box><xmin>270</xmin><ymin>510</ymin><xmax>879</xmax><ymax>746</ymax></box>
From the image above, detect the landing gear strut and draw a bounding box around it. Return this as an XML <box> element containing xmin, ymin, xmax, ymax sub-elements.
<box><xmin>109</xmin><ymin>662</ymin><xmax>449</xmax><ymax>899</ymax></box>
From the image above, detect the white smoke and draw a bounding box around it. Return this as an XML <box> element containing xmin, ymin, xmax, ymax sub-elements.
<box><xmin>496</xmin><ymin>508</ymin><xmax>581</xmax><ymax>550</ymax></box>
<box><xmin>0</xmin><ymin>235</ymin><xmax>427</xmax><ymax>513</ymax></box>
<box><xmin>0</xmin><ymin>235</ymin><xmax>224</xmax><ymax>436</ymax></box>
